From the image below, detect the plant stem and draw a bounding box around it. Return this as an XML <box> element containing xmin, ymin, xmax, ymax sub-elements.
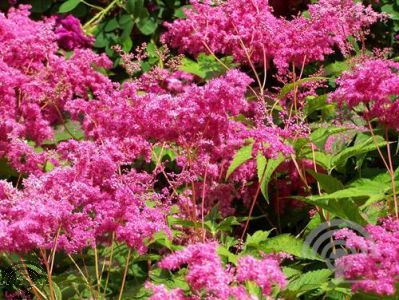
<box><xmin>201</xmin><ymin>165</ymin><xmax>208</xmax><ymax>241</ymax></box>
<box><xmin>240</xmin><ymin>162</ymin><xmax>268</xmax><ymax>241</ymax></box>
<box><xmin>83</xmin><ymin>0</ymin><xmax>119</xmax><ymax>31</ymax></box>
<box><xmin>118</xmin><ymin>249</ymin><xmax>132</xmax><ymax>300</ymax></box>
<box><xmin>385</xmin><ymin>128</ymin><xmax>398</xmax><ymax>218</ymax></box>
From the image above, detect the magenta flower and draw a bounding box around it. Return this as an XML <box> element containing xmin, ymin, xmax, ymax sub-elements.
<box><xmin>55</xmin><ymin>15</ymin><xmax>94</xmax><ymax>50</ymax></box>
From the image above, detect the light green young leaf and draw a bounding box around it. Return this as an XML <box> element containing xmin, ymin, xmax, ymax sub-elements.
<box><xmin>243</xmin><ymin>230</ymin><xmax>272</xmax><ymax>252</ymax></box>
<box><xmin>59</xmin><ymin>0</ymin><xmax>81</xmax><ymax>13</ymax></box>
<box><xmin>260</xmin><ymin>234</ymin><xmax>323</xmax><ymax>261</ymax></box>
<box><xmin>179</xmin><ymin>54</ymin><xmax>237</xmax><ymax>80</ymax></box>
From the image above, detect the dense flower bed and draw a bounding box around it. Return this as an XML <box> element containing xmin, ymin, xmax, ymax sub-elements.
<box><xmin>0</xmin><ymin>0</ymin><xmax>398</xmax><ymax>299</ymax></box>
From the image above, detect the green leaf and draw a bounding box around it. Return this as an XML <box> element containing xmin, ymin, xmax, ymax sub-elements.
<box><xmin>0</xmin><ymin>158</ymin><xmax>18</xmax><ymax>178</ymax></box>
<box><xmin>149</xmin><ymin>231</ymin><xmax>174</xmax><ymax>250</ymax></box>
<box><xmin>121</xmin><ymin>36</ymin><xmax>133</xmax><ymax>52</ymax></box>
<box><xmin>324</xmin><ymin>60</ymin><xmax>350</xmax><ymax>76</ymax></box>
<box><xmin>310</xmin><ymin>127</ymin><xmax>347</xmax><ymax>150</ymax></box>
<box><xmin>137</xmin><ymin>17</ymin><xmax>157</xmax><ymax>35</ymax></box>
<box><xmin>381</xmin><ymin>4</ymin><xmax>399</xmax><ymax>20</ymax></box>
<box><xmin>126</xmin><ymin>0</ymin><xmax>144</xmax><ymax>15</ymax></box>
<box><xmin>307</xmin><ymin>170</ymin><xmax>344</xmax><ymax>193</ymax></box>
<box><xmin>305</xmin><ymin>176</ymin><xmax>389</xmax><ymax>210</ymax></box>
<box><xmin>120</xmin><ymin>18</ymin><xmax>134</xmax><ymax>40</ymax></box>
<box><xmin>216</xmin><ymin>216</ymin><xmax>240</xmax><ymax>233</ymax></box>
<box><xmin>179</xmin><ymin>54</ymin><xmax>237</xmax><ymax>80</ymax></box>
<box><xmin>94</xmin><ymin>31</ymin><xmax>107</xmax><ymax>48</ymax></box>
<box><xmin>303</xmin><ymin>151</ymin><xmax>332</xmax><ymax>170</ymax></box>
<box><xmin>119</xmin><ymin>14</ymin><xmax>133</xmax><ymax>25</ymax></box>
<box><xmin>174</xmin><ymin>5</ymin><xmax>192</xmax><ymax>19</ymax></box>
<box><xmin>256</xmin><ymin>153</ymin><xmax>267</xmax><ymax>197</ymax></box>
<box><xmin>278</xmin><ymin>77</ymin><xmax>327</xmax><ymax>100</ymax></box>
<box><xmin>303</xmin><ymin>94</ymin><xmax>334</xmax><ymax>117</ymax></box>
<box><xmin>244</xmin><ymin>230</ymin><xmax>272</xmax><ymax>252</ymax></box>
<box><xmin>303</xmin><ymin>195</ymin><xmax>368</xmax><ymax>225</ymax></box>
<box><xmin>287</xmin><ymin>269</ymin><xmax>332</xmax><ymax>293</ymax></box>
<box><xmin>331</xmin><ymin>137</ymin><xmax>388</xmax><ymax>170</ymax></box>
<box><xmin>260</xmin><ymin>234</ymin><xmax>323</xmax><ymax>261</ymax></box>
<box><xmin>104</xmin><ymin>18</ymin><xmax>119</xmax><ymax>32</ymax></box>
<box><xmin>226</xmin><ymin>143</ymin><xmax>253</xmax><ymax>179</ymax></box>
<box><xmin>30</xmin><ymin>0</ymin><xmax>52</xmax><ymax>13</ymax></box>
<box><xmin>217</xmin><ymin>246</ymin><xmax>237</xmax><ymax>265</ymax></box>
<box><xmin>43</xmin><ymin>281</ymin><xmax>63</xmax><ymax>300</ymax></box>
<box><xmin>59</xmin><ymin>0</ymin><xmax>81</xmax><ymax>13</ymax></box>
<box><xmin>167</xmin><ymin>216</ymin><xmax>197</xmax><ymax>228</ymax></box>
<box><xmin>257</xmin><ymin>154</ymin><xmax>285</xmax><ymax>201</ymax></box>
<box><xmin>42</xmin><ymin>120</ymin><xmax>84</xmax><ymax>145</ymax></box>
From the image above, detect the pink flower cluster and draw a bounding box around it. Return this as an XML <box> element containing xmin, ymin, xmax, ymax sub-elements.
<box><xmin>335</xmin><ymin>218</ymin><xmax>399</xmax><ymax>295</ymax></box>
<box><xmin>0</xmin><ymin>140</ymin><xmax>170</xmax><ymax>254</ymax></box>
<box><xmin>148</xmin><ymin>242</ymin><xmax>286</xmax><ymax>299</ymax></box>
<box><xmin>0</xmin><ymin>5</ymin><xmax>294</xmax><ymax>255</ymax></box>
<box><xmin>330</xmin><ymin>58</ymin><xmax>399</xmax><ymax>130</ymax></box>
<box><xmin>67</xmin><ymin>67</ymin><xmax>292</xmax><ymax>217</ymax></box>
<box><xmin>162</xmin><ymin>0</ymin><xmax>380</xmax><ymax>72</ymax></box>
<box><xmin>0</xmin><ymin>5</ymin><xmax>111</xmax><ymax>174</ymax></box>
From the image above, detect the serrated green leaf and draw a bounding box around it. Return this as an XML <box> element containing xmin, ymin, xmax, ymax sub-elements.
<box><xmin>260</xmin><ymin>234</ymin><xmax>323</xmax><ymax>261</ymax></box>
<box><xmin>226</xmin><ymin>143</ymin><xmax>253</xmax><ymax>179</ymax></box>
<box><xmin>30</xmin><ymin>0</ymin><xmax>52</xmax><ymax>13</ymax></box>
<box><xmin>0</xmin><ymin>158</ymin><xmax>18</xmax><ymax>178</ymax></box>
<box><xmin>307</xmin><ymin>170</ymin><xmax>344</xmax><ymax>193</ymax></box>
<box><xmin>174</xmin><ymin>5</ymin><xmax>192</xmax><ymax>18</ymax></box>
<box><xmin>42</xmin><ymin>120</ymin><xmax>84</xmax><ymax>145</ymax></box>
<box><xmin>331</xmin><ymin>137</ymin><xmax>388</xmax><ymax>170</ymax></box>
<box><xmin>381</xmin><ymin>4</ymin><xmax>399</xmax><ymax>20</ymax></box>
<box><xmin>302</xmin><ymin>195</ymin><xmax>368</xmax><ymax>225</ymax></box>
<box><xmin>287</xmin><ymin>269</ymin><xmax>332</xmax><ymax>293</ymax></box>
<box><xmin>257</xmin><ymin>154</ymin><xmax>285</xmax><ymax>201</ymax></box>
<box><xmin>244</xmin><ymin>230</ymin><xmax>272</xmax><ymax>252</ymax></box>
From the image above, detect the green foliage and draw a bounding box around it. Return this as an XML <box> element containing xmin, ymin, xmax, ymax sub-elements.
<box><xmin>259</xmin><ymin>234</ymin><xmax>323</xmax><ymax>261</ymax></box>
<box><xmin>257</xmin><ymin>153</ymin><xmax>285</xmax><ymax>201</ymax></box>
<box><xmin>179</xmin><ymin>54</ymin><xmax>237</xmax><ymax>79</ymax></box>
<box><xmin>278</xmin><ymin>77</ymin><xmax>327</xmax><ymax>100</ymax></box>
<box><xmin>226</xmin><ymin>142</ymin><xmax>253</xmax><ymax>179</ymax></box>
<box><xmin>2</xmin><ymin>1</ymin><xmax>399</xmax><ymax>299</ymax></box>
